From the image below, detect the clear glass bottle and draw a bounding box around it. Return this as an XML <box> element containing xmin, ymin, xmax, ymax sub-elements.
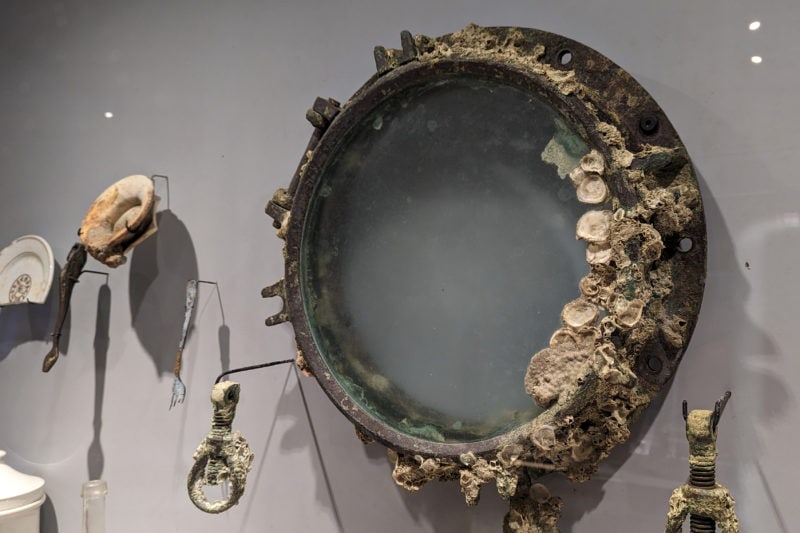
<box><xmin>81</xmin><ymin>480</ymin><xmax>107</xmax><ymax>533</ymax></box>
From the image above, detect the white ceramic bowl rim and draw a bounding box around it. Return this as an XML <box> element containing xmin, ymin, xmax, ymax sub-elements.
<box><xmin>0</xmin><ymin>235</ymin><xmax>55</xmax><ymax>305</ymax></box>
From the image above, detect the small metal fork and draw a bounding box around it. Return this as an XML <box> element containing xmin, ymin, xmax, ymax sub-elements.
<box><xmin>170</xmin><ymin>370</ymin><xmax>186</xmax><ymax>409</ymax></box>
<box><xmin>171</xmin><ymin>279</ymin><xmax>198</xmax><ymax>409</ymax></box>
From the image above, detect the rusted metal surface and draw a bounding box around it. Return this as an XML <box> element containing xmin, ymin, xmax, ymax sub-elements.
<box><xmin>264</xmin><ymin>24</ymin><xmax>706</xmax><ymax>521</ymax></box>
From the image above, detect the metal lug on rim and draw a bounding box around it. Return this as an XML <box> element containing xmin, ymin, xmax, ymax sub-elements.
<box><xmin>305</xmin><ymin>97</ymin><xmax>341</xmax><ymax>131</ymax></box>
<box><xmin>265</xmin><ymin>187</ymin><xmax>292</xmax><ymax>228</ymax></box>
<box><xmin>314</xmin><ymin>97</ymin><xmax>340</xmax><ymax>123</ymax></box>
<box><xmin>305</xmin><ymin>108</ymin><xmax>326</xmax><ymax>129</ymax></box>
<box><xmin>375</xmin><ymin>32</ymin><xmax>418</xmax><ymax>74</ymax></box>
<box><xmin>374</xmin><ymin>45</ymin><xmax>393</xmax><ymax>74</ymax></box>
<box><xmin>262</xmin><ymin>279</ymin><xmax>289</xmax><ymax>326</ymax></box>
<box><xmin>399</xmin><ymin>30</ymin><xmax>418</xmax><ymax>64</ymax></box>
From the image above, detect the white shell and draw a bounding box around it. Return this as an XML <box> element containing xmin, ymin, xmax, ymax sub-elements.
<box><xmin>530</xmin><ymin>426</ymin><xmax>556</xmax><ymax>450</ymax></box>
<box><xmin>579</xmin><ymin>149</ymin><xmax>605</xmax><ymax>175</ymax></box>
<box><xmin>561</xmin><ymin>298</ymin><xmax>599</xmax><ymax>329</ymax></box>
<box><xmin>579</xmin><ymin>275</ymin><xmax>599</xmax><ymax>297</ymax></box>
<box><xmin>576</xmin><ymin>210</ymin><xmax>612</xmax><ymax>242</ymax></box>
<box><xmin>576</xmin><ymin>174</ymin><xmax>610</xmax><ymax>204</ymax></box>
<box><xmin>549</xmin><ymin>327</ymin><xmax>597</xmax><ymax>350</ymax></box>
<box><xmin>585</xmin><ymin>242</ymin><xmax>613</xmax><ymax>265</ymax></box>
<box><xmin>0</xmin><ymin>235</ymin><xmax>54</xmax><ymax>305</ymax></box>
<box><xmin>568</xmin><ymin>167</ymin><xmax>586</xmax><ymax>186</ymax></box>
<box><xmin>616</xmin><ymin>298</ymin><xmax>645</xmax><ymax>328</ymax></box>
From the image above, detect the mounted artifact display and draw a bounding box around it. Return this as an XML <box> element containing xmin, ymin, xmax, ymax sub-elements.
<box><xmin>42</xmin><ymin>174</ymin><xmax>162</xmax><ymax>372</ymax></box>
<box><xmin>0</xmin><ymin>235</ymin><xmax>54</xmax><ymax>306</ymax></box>
<box><xmin>42</xmin><ymin>242</ymin><xmax>87</xmax><ymax>372</ymax></box>
<box><xmin>170</xmin><ymin>279</ymin><xmax>199</xmax><ymax>409</ymax></box>
<box><xmin>263</xmin><ymin>25</ymin><xmax>707</xmax><ymax>529</ymax></box>
<box><xmin>665</xmin><ymin>392</ymin><xmax>738</xmax><ymax>533</ymax></box>
<box><xmin>79</xmin><ymin>174</ymin><xmax>159</xmax><ymax>268</ymax></box>
<box><xmin>188</xmin><ymin>381</ymin><xmax>254</xmax><ymax>513</ymax></box>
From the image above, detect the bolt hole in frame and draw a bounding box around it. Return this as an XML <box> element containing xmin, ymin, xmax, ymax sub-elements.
<box><xmin>264</xmin><ymin>25</ymin><xmax>707</xmax><ymax>528</ymax></box>
<box><xmin>678</xmin><ymin>237</ymin><xmax>693</xmax><ymax>253</ymax></box>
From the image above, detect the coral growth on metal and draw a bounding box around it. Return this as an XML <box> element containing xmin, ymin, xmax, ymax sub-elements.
<box><xmin>264</xmin><ymin>25</ymin><xmax>706</xmax><ymax>530</ymax></box>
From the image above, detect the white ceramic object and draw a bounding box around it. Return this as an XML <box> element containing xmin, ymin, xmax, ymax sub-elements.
<box><xmin>0</xmin><ymin>450</ymin><xmax>46</xmax><ymax>533</ymax></box>
<box><xmin>0</xmin><ymin>235</ymin><xmax>55</xmax><ymax>306</ymax></box>
<box><xmin>79</xmin><ymin>174</ymin><xmax>159</xmax><ymax>268</ymax></box>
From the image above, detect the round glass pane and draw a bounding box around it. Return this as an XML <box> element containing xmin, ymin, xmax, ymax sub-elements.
<box><xmin>301</xmin><ymin>76</ymin><xmax>591</xmax><ymax>443</ymax></box>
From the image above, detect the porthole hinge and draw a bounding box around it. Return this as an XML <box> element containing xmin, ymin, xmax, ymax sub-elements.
<box><xmin>262</xmin><ymin>279</ymin><xmax>289</xmax><ymax>326</ymax></box>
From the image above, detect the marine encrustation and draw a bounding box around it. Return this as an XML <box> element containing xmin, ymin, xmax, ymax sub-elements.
<box><xmin>664</xmin><ymin>391</ymin><xmax>739</xmax><ymax>533</ymax></box>
<box><xmin>188</xmin><ymin>381</ymin><xmax>254</xmax><ymax>513</ymax></box>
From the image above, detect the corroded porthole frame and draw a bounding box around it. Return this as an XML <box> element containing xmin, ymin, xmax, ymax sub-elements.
<box><xmin>265</xmin><ymin>24</ymin><xmax>705</xmax><ymax>523</ymax></box>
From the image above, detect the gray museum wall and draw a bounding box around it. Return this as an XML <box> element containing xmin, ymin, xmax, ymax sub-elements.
<box><xmin>0</xmin><ymin>0</ymin><xmax>795</xmax><ymax>531</ymax></box>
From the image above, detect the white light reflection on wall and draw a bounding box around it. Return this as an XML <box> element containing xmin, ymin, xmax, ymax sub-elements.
<box><xmin>104</xmin><ymin>111</ymin><xmax>114</xmax><ymax>118</ymax></box>
<box><xmin>751</xmin><ymin>56</ymin><xmax>763</xmax><ymax>64</ymax></box>
<box><xmin>749</xmin><ymin>21</ymin><xmax>761</xmax><ymax>31</ymax></box>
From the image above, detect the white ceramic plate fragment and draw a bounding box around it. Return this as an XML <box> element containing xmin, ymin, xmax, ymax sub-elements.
<box><xmin>0</xmin><ymin>235</ymin><xmax>55</xmax><ymax>305</ymax></box>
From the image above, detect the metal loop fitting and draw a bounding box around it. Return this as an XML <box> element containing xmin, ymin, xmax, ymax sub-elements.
<box><xmin>188</xmin><ymin>381</ymin><xmax>254</xmax><ymax>513</ymax></box>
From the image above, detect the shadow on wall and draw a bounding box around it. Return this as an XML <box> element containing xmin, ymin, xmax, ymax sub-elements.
<box><xmin>192</xmin><ymin>281</ymin><xmax>231</xmax><ymax>376</ymax></box>
<box><xmin>643</xmin><ymin>77</ymin><xmax>792</xmax><ymax>528</ymax></box>
<box><xmin>234</xmin><ymin>366</ymin><xmax>345</xmax><ymax>532</ymax></box>
<box><xmin>277</xmin><ymin>370</ymin><xmax>345</xmax><ymax>532</ymax></box>
<box><xmin>40</xmin><ymin>493</ymin><xmax>58</xmax><ymax>533</ymax></box>
<box><xmin>694</xmin><ymin>168</ymin><xmax>789</xmax><ymax>445</ymax></box>
<box><xmin>128</xmin><ymin>210</ymin><xmax>198</xmax><ymax>376</ymax></box>
<box><xmin>219</xmin><ymin>322</ymin><xmax>230</xmax><ymax>375</ymax></box>
<box><xmin>0</xmin><ymin>260</ymin><xmax>67</xmax><ymax>364</ymax></box>
<box><xmin>87</xmin><ymin>283</ymin><xmax>111</xmax><ymax>481</ymax></box>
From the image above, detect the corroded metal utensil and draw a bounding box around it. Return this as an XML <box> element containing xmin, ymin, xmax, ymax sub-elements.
<box><xmin>170</xmin><ymin>279</ymin><xmax>197</xmax><ymax>408</ymax></box>
<box><xmin>42</xmin><ymin>242</ymin><xmax>87</xmax><ymax>372</ymax></box>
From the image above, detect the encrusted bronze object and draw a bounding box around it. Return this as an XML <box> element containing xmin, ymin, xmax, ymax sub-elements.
<box><xmin>265</xmin><ymin>25</ymin><xmax>707</xmax><ymax>529</ymax></box>
<box><xmin>188</xmin><ymin>381</ymin><xmax>254</xmax><ymax>513</ymax></box>
<box><xmin>664</xmin><ymin>391</ymin><xmax>739</xmax><ymax>533</ymax></box>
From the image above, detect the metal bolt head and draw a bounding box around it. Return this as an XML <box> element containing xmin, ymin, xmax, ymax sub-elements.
<box><xmin>639</xmin><ymin>115</ymin><xmax>659</xmax><ymax>135</ymax></box>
